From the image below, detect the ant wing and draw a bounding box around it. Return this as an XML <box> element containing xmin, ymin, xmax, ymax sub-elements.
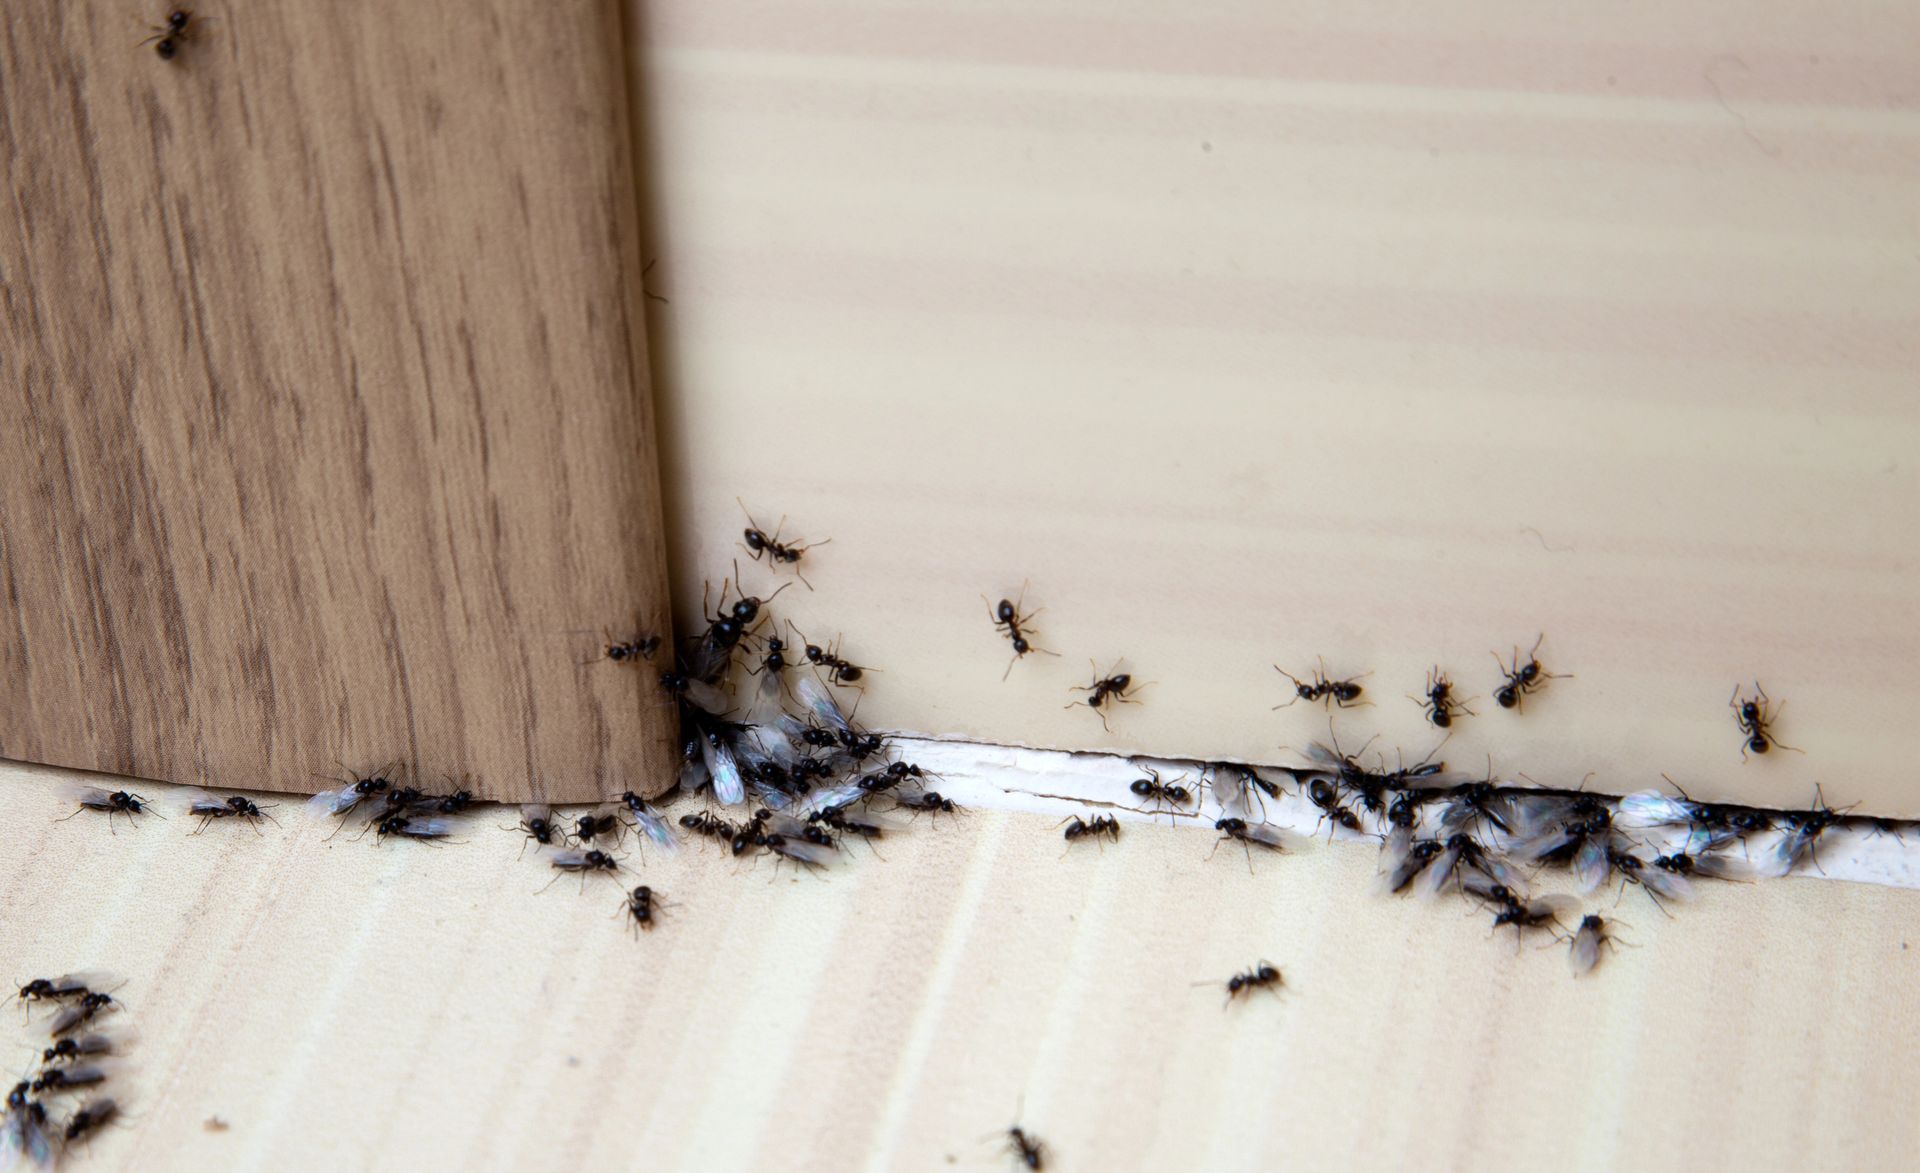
<box><xmin>700</xmin><ymin>739</ymin><xmax>746</xmax><ymax>807</ymax></box>
<box><xmin>401</xmin><ymin>818</ymin><xmax>455</xmax><ymax>838</ymax></box>
<box><xmin>306</xmin><ymin>785</ymin><xmax>363</xmax><ymax>818</ymax></box>
<box><xmin>62</xmin><ymin>784</ymin><xmax>119</xmax><ymax>810</ymax></box>
<box><xmin>1764</xmin><ymin>827</ymin><xmax>1813</xmax><ymax>877</ymax></box>
<box><xmin>1569</xmin><ymin>925</ymin><xmax>1602</xmax><ymax>976</ymax></box>
<box><xmin>768</xmin><ymin>836</ymin><xmax>834</xmax><ymax>867</ymax></box>
<box><xmin>797</xmin><ymin>784</ymin><xmax>866</xmax><ymax>818</ymax></box>
<box><xmin>1415</xmin><ymin>841</ymin><xmax>1463</xmax><ymax>900</ymax></box>
<box><xmin>1691</xmin><ymin>852</ymin><xmax>1755</xmax><ymax>882</ymax></box>
<box><xmin>682</xmin><ymin>678</ymin><xmax>733</xmax><ymax>716</ymax></box>
<box><xmin>792</xmin><ymin>674</ymin><xmax>852</xmax><ymax>738</ymax></box>
<box><xmin>1614</xmin><ymin>790</ymin><xmax>1692</xmax><ymax>831</ymax></box>
<box><xmin>1238</xmin><ymin>821</ymin><xmax>1288</xmax><ymax>851</ymax></box>
<box><xmin>627</xmin><ymin>803</ymin><xmax>679</xmax><ymax>853</ymax></box>
<box><xmin>2</xmin><ymin>1108</ymin><xmax>53</xmax><ymax>1171</ymax></box>
<box><xmin>1572</xmin><ymin>836</ymin><xmax>1610</xmax><ymax>894</ymax></box>
<box><xmin>1502</xmin><ymin>794</ymin><xmax>1575</xmax><ymax>841</ymax></box>
<box><xmin>1640</xmin><ymin>864</ymin><xmax>1694</xmax><ymax>905</ymax></box>
<box><xmin>550</xmin><ymin>850</ymin><xmax>596</xmax><ymax>869</ymax></box>
<box><xmin>177</xmin><ymin>788</ymin><xmax>229</xmax><ymax>817</ymax></box>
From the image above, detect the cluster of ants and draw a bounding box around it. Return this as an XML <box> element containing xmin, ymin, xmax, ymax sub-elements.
<box><xmin>4</xmin><ymin>974</ymin><xmax>126</xmax><ymax>1169</ymax></box>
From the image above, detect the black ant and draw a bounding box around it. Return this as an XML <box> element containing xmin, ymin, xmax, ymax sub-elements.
<box><xmin>47</xmin><ymin>992</ymin><xmax>118</xmax><ymax>1037</ymax></box>
<box><xmin>1273</xmin><ymin>658</ymin><xmax>1369</xmax><ymax>709</ymax></box>
<box><xmin>586</xmin><ymin>632</ymin><xmax>659</xmax><ymax>666</ymax></box>
<box><xmin>1730</xmin><ymin>681</ymin><xmax>1800</xmax><ymax>760</ymax></box>
<box><xmin>544</xmin><ymin>849</ymin><xmax>623</xmax><ymax>892</ymax></box>
<box><xmin>900</xmin><ymin>791</ymin><xmax>960</xmax><ymax>818</ymax></box>
<box><xmin>185</xmin><ymin>791</ymin><xmax>278</xmax><ymax>834</ymax></box>
<box><xmin>620</xmin><ymin>885</ymin><xmax>661</xmax><ymax>934</ymax></box>
<box><xmin>1492</xmin><ymin>634</ymin><xmax>1567</xmax><ymax>711</ymax></box>
<box><xmin>739</xmin><ymin>499</ymin><xmax>829</xmax><ymax>588</ymax></box>
<box><xmin>1209</xmin><ymin>818</ymin><xmax>1287</xmax><ymax>869</ymax></box>
<box><xmin>1060</xmin><ymin>813</ymin><xmax>1120</xmax><ymax>848</ymax></box>
<box><xmin>58</xmin><ymin>788</ymin><xmax>161</xmax><ymax>833</ymax></box>
<box><xmin>1306</xmin><ymin>777</ymin><xmax>1363</xmax><ymax>839</ymax></box>
<box><xmin>986</xmin><ymin>584</ymin><xmax>1057</xmax><ymax>680</ymax></box>
<box><xmin>11</xmin><ymin>975</ymin><xmax>95</xmax><ymax>1008</ymax></box>
<box><xmin>679</xmin><ymin>810</ymin><xmax>735</xmax><ymax>846</ymax></box>
<box><xmin>1412</xmin><ymin>667</ymin><xmax>1473</xmax><ymax>728</ymax></box>
<box><xmin>1129</xmin><ymin>767</ymin><xmax>1193</xmax><ymax>815</ymax></box>
<box><xmin>140</xmin><ymin>9</ymin><xmax>198</xmax><ymax>60</ymax></box>
<box><xmin>1066</xmin><ymin>662</ymin><xmax>1143</xmax><ymax>731</ymax></box>
<box><xmin>40</xmin><ymin>1034</ymin><xmax>113</xmax><ymax>1066</ymax></box>
<box><xmin>508</xmin><ymin>805</ymin><xmax>560</xmax><ymax>856</ymax></box>
<box><xmin>1203</xmin><ymin>961</ymin><xmax>1283</xmax><ymax>1007</ymax></box>
<box><xmin>63</xmin><ymin>1097</ymin><xmax>117</xmax><ymax>1144</ymax></box>
<box><xmin>791</xmin><ymin>622</ymin><xmax>871</xmax><ymax>686</ymax></box>
<box><xmin>1562</xmin><ymin>913</ymin><xmax>1624</xmax><ymax>976</ymax></box>
<box><xmin>571</xmin><ymin>811</ymin><xmax>624</xmax><ymax>846</ymax></box>
<box><xmin>1003</xmin><ymin>1124</ymin><xmax>1047</xmax><ymax>1170</ymax></box>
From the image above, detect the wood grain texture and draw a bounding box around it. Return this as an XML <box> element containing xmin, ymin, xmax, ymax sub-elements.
<box><xmin>0</xmin><ymin>1</ymin><xmax>675</xmax><ymax>801</ymax></box>
<box><xmin>1</xmin><ymin>758</ymin><xmax>1915</xmax><ymax>1171</ymax></box>
<box><xmin>629</xmin><ymin>0</ymin><xmax>1920</xmax><ymax>815</ymax></box>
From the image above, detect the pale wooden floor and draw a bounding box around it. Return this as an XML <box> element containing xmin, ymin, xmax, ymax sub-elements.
<box><xmin>2</xmin><ymin>755</ymin><xmax>1916</xmax><ymax>1172</ymax></box>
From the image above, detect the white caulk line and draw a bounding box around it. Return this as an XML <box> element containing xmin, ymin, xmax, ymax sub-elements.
<box><xmin>882</xmin><ymin>735</ymin><xmax>1920</xmax><ymax>892</ymax></box>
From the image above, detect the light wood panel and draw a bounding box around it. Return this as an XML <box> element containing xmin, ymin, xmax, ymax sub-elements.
<box><xmin>0</xmin><ymin>1</ymin><xmax>674</xmax><ymax>801</ymax></box>
<box><xmin>1</xmin><ymin>758</ymin><xmax>1914</xmax><ymax>1171</ymax></box>
<box><xmin>627</xmin><ymin>0</ymin><xmax>1920</xmax><ymax>815</ymax></box>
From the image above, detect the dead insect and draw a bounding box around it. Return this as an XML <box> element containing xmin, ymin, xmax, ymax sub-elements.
<box><xmin>1413</xmin><ymin>667</ymin><xmax>1473</xmax><ymax>728</ymax></box>
<box><xmin>1729</xmin><ymin>681</ymin><xmax>1800</xmax><ymax>760</ymax></box>
<box><xmin>139</xmin><ymin>9</ymin><xmax>198</xmax><ymax>60</ymax></box>
<box><xmin>1066</xmin><ymin>662</ymin><xmax>1143</xmax><ymax>731</ymax></box>
<box><xmin>1060</xmin><ymin>813</ymin><xmax>1121</xmax><ymax>846</ymax></box>
<box><xmin>1273</xmin><ymin>658</ymin><xmax>1369</xmax><ymax>709</ymax></box>
<box><xmin>739</xmin><ymin>499</ymin><xmax>829</xmax><ymax>588</ymax></box>
<box><xmin>1491</xmin><ymin>634</ymin><xmax>1567</xmax><ymax>711</ymax></box>
<box><xmin>58</xmin><ymin>786</ymin><xmax>161</xmax><ymax>833</ymax></box>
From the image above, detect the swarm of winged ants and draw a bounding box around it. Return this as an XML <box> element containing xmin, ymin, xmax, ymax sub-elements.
<box><xmin>36</xmin><ymin>505</ymin><xmax>1898</xmax><ymax>1170</ymax></box>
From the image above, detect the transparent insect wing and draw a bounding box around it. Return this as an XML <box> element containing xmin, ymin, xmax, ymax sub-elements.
<box><xmin>1236</xmin><ymin>821</ymin><xmax>1288</xmax><ymax>851</ymax></box>
<box><xmin>306</xmin><ymin>785</ymin><xmax>366</xmax><ymax>817</ymax></box>
<box><xmin>1469</xmin><ymin>850</ymin><xmax>1525</xmax><ymax>895</ymax></box>
<box><xmin>1512</xmin><ymin>823</ymin><xmax>1576</xmax><ymax>865</ymax></box>
<box><xmin>179</xmin><ymin>788</ymin><xmax>228</xmax><ymax>816</ymax></box>
<box><xmin>1379</xmin><ymin>825</ymin><xmax>1413</xmax><ymax>871</ymax></box>
<box><xmin>1415</xmin><ymin>841</ymin><xmax>1463</xmax><ymax>900</ymax></box>
<box><xmin>1764</xmin><ymin>828</ymin><xmax>1811</xmax><ymax>878</ymax></box>
<box><xmin>1615</xmin><ymin>790</ymin><xmax>1692</xmax><ymax>831</ymax></box>
<box><xmin>793</xmin><ymin>674</ymin><xmax>851</xmax><ymax>738</ymax></box>
<box><xmin>1</xmin><ymin>1107</ymin><xmax>53</xmax><ymax>1172</ymax></box>
<box><xmin>1570</xmin><ymin>924</ymin><xmax>1602</xmax><ymax>976</ymax></box>
<box><xmin>1503</xmin><ymin>794</ymin><xmax>1576</xmax><ymax>842</ymax></box>
<box><xmin>402</xmin><ymin>817</ymin><xmax>453</xmax><ymax>838</ymax></box>
<box><xmin>1691</xmin><ymin>852</ymin><xmax>1754</xmax><ymax>882</ymax></box>
<box><xmin>629</xmin><ymin>803</ymin><xmax>679</xmax><ymax>853</ymax></box>
<box><xmin>64</xmin><ymin>785</ymin><xmax>119</xmax><ymax>810</ymax></box>
<box><xmin>701</xmin><ymin>739</ymin><xmax>746</xmax><ymax>807</ymax></box>
<box><xmin>1528</xmin><ymin>894</ymin><xmax>1580</xmax><ymax>923</ymax></box>
<box><xmin>767</xmin><ymin>835</ymin><xmax>834</xmax><ymax>867</ymax></box>
<box><xmin>683</xmin><ymin>678</ymin><xmax>732</xmax><ymax>715</ymax></box>
<box><xmin>1572</xmin><ymin>836</ymin><xmax>1611</xmax><ymax>893</ymax></box>
<box><xmin>1384</xmin><ymin>844</ymin><xmax>1436</xmax><ymax>895</ymax></box>
<box><xmin>798</xmin><ymin>783</ymin><xmax>866</xmax><ymax>819</ymax></box>
<box><xmin>551</xmin><ymin>850</ymin><xmax>606</xmax><ymax>871</ymax></box>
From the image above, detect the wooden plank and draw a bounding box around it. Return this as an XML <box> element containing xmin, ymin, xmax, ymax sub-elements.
<box><xmin>1</xmin><ymin>758</ymin><xmax>1915</xmax><ymax>1168</ymax></box>
<box><xmin>0</xmin><ymin>1</ymin><xmax>674</xmax><ymax>801</ymax></box>
<box><xmin>629</xmin><ymin>0</ymin><xmax>1920</xmax><ymax>815</ymax></box>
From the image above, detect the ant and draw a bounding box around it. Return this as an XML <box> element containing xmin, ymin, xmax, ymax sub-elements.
<box><xmin>1273</xmin><ymin>658</ymin><xmax>1369</xmax><ymax>709</ymax></box>
<box><xmin>1066</xmin><ymin>662</ymin><xmax>1143</xmax><ymax>731</ymax></box>
<box><xmin>140</xmin><ymin>9</ymin><xmax>199</xmax><ymax>60</ymax></box>
<box><xmin>508</xmin><ymin>805</ymin><xmax>560</xmax><ymax>856</ymax></box>
<box><xmin>1203</xmin><ymin>961</ymin><xmax>1283</xmax><ymax>1007</ymax></box>
<box><xmin>544</xmin><ymin>849</ymin><xmax>622</xmax><ymax>892</ymax></box>
<box><xmin>1129</xmin><ymin>767</ymin><xmax>1193</xmax><ymax>815</ymax></box>
<box><xmin>681</xmin><ymin>810</ymin><xmax>735</xmax><ymax>847</ymax></box>
<box><xmin>63</xmin><ymin>1098</ymin><xmax>117</xmax><ymax>1144</ymax></box>
<box><xmin>1729</xmin><ymin>681</ymin><xmax>1800</xmax><ymax>760</ymax></box>
<box><xmin>738</xmin><ymin>499</ymin><xmax>829</xmax><ymax>588</ymax></box>
<box><xmin>586</xmin><ymin>632</ymin><xmax>659</xmax><ymax>666</ymax></box>
<box><xmin>1561</xmin><ymin>913</ymin><xmax>1625</xmax><ymax>976</ymax></box>
<box><xmin>1060</xmin><ymin>813</ymin><xmax>1121</xmax><ymax>847</ymax></box>
<box><xmin>58</xmin><ymin>788</ymin><xmax>161</xmax><ymax>833</ymax></box>
<box><xmin>1209</xmin><ymin>818</ymin><xmax>1288</xmax><ymax>867</ymax></box>
<box><xmin>900</xmin><ymin>790</ymin><xmax>960</xmax><ymax>818</ymax></box>
<box><xmin>40</xmin><ymin>1034</ymin><xmax>113</xmax><ymax>1066</ymax></box>
<box><xmin>790</xmin><ymin>622</ymin><xmax>871</xmax><ymax>686</ymax></box>
<box><xmin>986</xmin><ymin>584</ymin><xmax>1057</xmax><ymax>680</ymax></box>
<box><xmin>619</xmin><ymin>885</ymin><xmax>661</xmax><ymax>934</ymax></box>
<box><xmin>1491</xmin><ymin>634</ymin><xmax>1568</xmax><ymax>711</ymax></box>
<box><xmin>185</xmin><ymin>792</ymin><xmax>278</xmax><ymax>834</ymax></box>
<box><xmin>1306</xmin><ymin>777</ymin><xmax>1363</xmax><ymax>839</ymax></box>
<box><xmin>47</xmin><ymin>992</ymin><xmax>117</xmax><ymax>1038</ymax></box>
<box><xmin>571</xmin><ymin>811</ymin><xmax>624</xmax><ymax>846</ymax></box>
<box><xmin>11</xmin><ymin>975</ymin><xmax>95</xmax><ymax>1008</ymax></box>
<box><xmin>1003</xmin><ymin>1124</ymin><xmax>1047</xmax><ymax>1170</ymax></box>
<box><xmin>1412</xmin><ymin>667</ymin><xmax>1473</xmax><ymax>728</ymax></box>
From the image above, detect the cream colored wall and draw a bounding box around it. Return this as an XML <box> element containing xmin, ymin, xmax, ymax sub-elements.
<box><xmin>628</xmin><ymin>0</ymin><xmax>1920</xmax><ymax>814</ymax></box>
<box><xmin>4</xmin><ymin>758</ymin><xmax>1916</xmax><ymax>1171</ymax></box>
